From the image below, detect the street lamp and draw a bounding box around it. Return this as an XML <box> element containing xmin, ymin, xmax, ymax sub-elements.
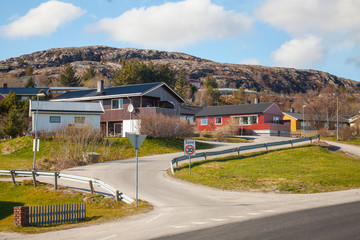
<box><xmin>33</xmin><ymin>93</ymin><xmax>45</xmax><ymax>170</ymax></box>
<box><xmin>333</xmin><ymin>93</ymin><xmax>339</xmax><ymax>141</ymax></box>
<box><xmin>302</xmin><ymin>105</ymin><xmax>306</xmax><ymax>138</ymax></box>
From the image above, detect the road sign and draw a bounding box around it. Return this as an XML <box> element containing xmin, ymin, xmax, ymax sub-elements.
<box><xmin>128</xmin><ymin>134</ymin><xmax>147</xmax><ymax>150</ymax></box>
<box><xmin>184</xmin><ymin>140</ymin><xmax>196</xmax><ymax>156</ymax></box>
<box><xmin>33</xmin><ymin>139</ymin><xmax>39</xmax><ymax>152</ymax></box>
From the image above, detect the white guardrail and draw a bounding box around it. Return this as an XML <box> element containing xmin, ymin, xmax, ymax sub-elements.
<box><xmin>0</xmin><ymin>169</ymin><xmax>134</xmax><ymax>204</ymax></box>
<box><xmin>170</xmin><ymin>135</ymin><xmax>320</xmax><ymax>174</ymax></box>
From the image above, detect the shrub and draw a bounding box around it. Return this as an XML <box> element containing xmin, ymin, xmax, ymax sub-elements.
<box><xmin>339</xmin><ymin>126</ymin><xmax>356</xmax><ymax>140</ymax></box>
<box><xmin>318</xmin><ymin>128</ymin><xmax>330</xmax><ymax>138</ymax></box>
<box><xmin>213</xmin><ymin>122</ymin><xmax>238</xmax><ymax>140</ymax></box>
<box><xmin>138</xmin><ymin>113</ymin><xmax>193</xmax><ymax>139</ymax></box>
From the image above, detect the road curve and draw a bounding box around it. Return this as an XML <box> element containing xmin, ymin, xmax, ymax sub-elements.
<box><xmin>1</xmin><ymin>136</ymin><xmax>359</xmax><ymax>240</ymax></box>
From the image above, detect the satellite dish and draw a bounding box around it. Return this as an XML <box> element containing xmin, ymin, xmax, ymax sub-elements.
<box><xmin>127</xmin><ymin>103</ymin><xmax>134</xmax><ymax>113</ymax></box>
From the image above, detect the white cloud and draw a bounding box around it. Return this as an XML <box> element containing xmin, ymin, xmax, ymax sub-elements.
<box><xmin>272</xmin><ymin>35</ymin><xmax>325</xmax><ymax>68</ymax></box>
<box><xmin>240</xmin><ymin>58</ymin><xmax>260</xmax><ymax>65</ymax></box>
<box><xmin>1</xmin><ymin>0</ymin><xmax>85</xmax><ymax>38</ymax></box>
<box><xmin>255</xmin><ymin>0</ymin><xmax>360</xmax><ymax>38</ymax></box>
<box><xmin>89</xmin><ymin>0</ymin><xmax>252</xmax><ymax>50</ymax></box>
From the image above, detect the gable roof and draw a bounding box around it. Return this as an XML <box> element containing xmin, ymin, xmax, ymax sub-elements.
<box><xmin>30</xmin><ymin>101</ymin><xmax>104</xmax><ymax>114</ymax></box>
<box><xmin>195</xmin><ymin>103</ymin><xmax>274</xmax><ymax>117</ymax></box>
<box><xmin>180</xmin><ymin>105</ymin><xmax>203</xmax><ymax>116</ymax></box>
<box><xmin>283</xmin><ymin>112</ymin><xmax>349</xmax><ymax>123</ymax></box>
<box><xmin>0</xmin><ymin>87</ymin><xmax>50</xmax><ymax>96</ymax></box>
<box><xmin>51</xmin><ymin>82</ymin><xmax>185</xmax><ymax>103</ymax></box>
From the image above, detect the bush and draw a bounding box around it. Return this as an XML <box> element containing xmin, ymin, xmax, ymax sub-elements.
<box><xmin>339</xmin><ymin>126</ymin><xmax>357</xmax><ymax>140</ymax></box>
<box><xmin>213</xmin><ymin>123</ymin><xmax>238</xmax><ymax>140</ymax></box>
<box><xmin>318</xmin><ymin>128</ymin><xmax>330</xmax><ymax>138</ymax></box>
<box><xmin>138</xmin><ymin>113</ymin><xmax>193</xmax><ymax>139</ymax></box>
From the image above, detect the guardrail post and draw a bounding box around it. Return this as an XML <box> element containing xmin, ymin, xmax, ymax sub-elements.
<box><xmin>116</xmin><ymin>190</ymin><xmax>120</xmax><ymax>202</ymax></box>
<box><xmin>10</xmin><ymin>170</ymin><xmax>16</xmax><ymax>186</ymax></box>
<box><xmin>204</xmin><ymin>152</ymin><xmax>207</xmax><ymax>160</ymax></box>
<box><xmin>31</xmin><ymin>170</ymin><xmax>37</xmax><ymax>187</ymax></box>
<box><xmin>54</xmin><ymin>172</ymin><xmax>58</xmax><ymax>191</ymax></box>
<box><xmin>176</xmin><ymin>159</ymin><xmax>178</xmax><ymax>168</ymax></box>
<box><xmin>290</xmin><ymin>140</ymin><xmax>293</xmax><ymax>147</ymax></box>
<box><xmin>310</xmin><ymin>137</ymin><xmax>313</xmax><ymax>144</ymax></box>
<box><xmin>89</xmin><ymin>180</ymin><xmax>94</xmax><ymax>194</ymax></box>
<box><xmin>237</xmin><ymin>148</ymin><xmax>240</xmax><ymax>156</ymax></box>
<box><xmin>264</xmin><ymin>143</ymin><xmax>268</xmax><ymax>151</ymax></box>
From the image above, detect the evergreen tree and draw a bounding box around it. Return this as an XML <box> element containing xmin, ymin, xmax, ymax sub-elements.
<box><xmin>204</xmin><ymin>75</ymin><xmax>220</xmax><ymax>105</ymax></box>
<box><xmin>25</xmin><ymin>65</ymin><xmax>33</xmax><ymax>76</ymax></box>
<box><xmin>81</xmin><ymin>66</ymin><xmax>96</xmax><ymax>81</ymax></box>
<box><xmin>58</xmin><ymin>63</ymin><xmax>81</xmax><ymax>87</ymax></box>
<box><xmin>174</xmin><ymin>70</ymin><xmax>191</xmax><ymax>100</ymax></box>
<box><xmin>1</xmin><ymin>106</ymin><xmax>26</xmax><ymax>137</ymax></box>
<box><xmin>24</xmin><ymin>77</ymin><xmax>36</xmax><ymax>88</ymax></box>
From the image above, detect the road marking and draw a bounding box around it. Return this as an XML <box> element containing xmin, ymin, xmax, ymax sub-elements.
<box><xmin>100</xmin><ymin>234</ymin><xmax>117</xmax><ymax>240</ymax></box>
<box><xmin>192</xmin><ymin>221</ymin><xmax>208</xmax><ymax>225</ymax></box>
<box><xmin>247</xmin><ymin>212</ymin><xmax>261</xmax><ymax>215</ymax></box>
<box><xmin>230</xmin><ymin>215</ymin><xmax>245</xmax><ymax>218</ymax></box>
<box><xmin>211</xmin><ymin>218</ymin><xmax>227</xmax><ymax>222</ymax></box>
<box><xmin>146</xmin><ymin>214</ymin><xmax>164</xmax><ymax>223</ymax></box>
<box><xmin>170</xmin><ymin>225</ymin><xmax>187</xmax><ymax>229</ymax></box>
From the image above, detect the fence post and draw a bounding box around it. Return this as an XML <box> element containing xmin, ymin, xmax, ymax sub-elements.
<box><xmin>89</xmin><ymin>180</ymin><xmax>94</xmax><ymax>194</ymax></box>
<box><xmin>204</xmin><ymin>152</ymin><xmax>207</xmax><ymax>160</ymax></box>
<box><xmin>31</xmin><ymin>170</ymin><xmax>37</xmax><ymax>187</ymax></box>
<box><xmin>290</xmin><ymin>140</ymin><xmax>293</xmax><ymax>147</ymax></box>
<box><xmin>176</xmin><ymin>159</ymin><xmax>178</xmax><ymax>168</ymax></box>
<box><xmin>54</xmin><ymin>172</ymin><xmax>58</xmax><ymax>191</ymax></box>
<box><xmin>116</xmin><ymin>190</ymin><xmax>120</xmax><ymax>202</ymax></box>
<box><xmin>310</xmin><ymin>137</ymin><xmax>313</xmax><ymax>144</ymax></box>
<box><xmin>14</xmin><ymin>206</ymin><xmax>29</xmax><ymax>226</ymax></box>
<box><xmin>264</xmin><ymin>143</ymin><xmax>268</xmax><ymax>151</ymax></box>
<box><xmin>10</xmin><ymin>170</ymin><xmax>16</xmax><ymax>186</ymax></box>
<box><xmin>237</xmin><ymin>147</ymin><xmax>240</xmax><ymax>156</ymax></box>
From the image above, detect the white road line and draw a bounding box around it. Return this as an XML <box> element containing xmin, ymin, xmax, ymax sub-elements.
<box><xmin>211</xmin><ymin>218</ymin><xmax>227</xmax><ymax>222</ymax></box>
<box><xmin>230</xmin><ymin>215</ymin><xmax>245</xmax><ymax>218</ymax></box>
<box><xmin>192</xmin><ymin>221</ymin><xmax>208</xmax><ymax>225</ymax></box>
<box><xmin>247</xmin><ymin>212</ymin><xmax>261</xmax><ymax>215</ymax></box>
<box><xmin>170</xmin><ymin>225</ymin><xmax>187</xmax><ymax>229</ymax></box>
<box><xmin>146</xmin><ymin>214</ymin><xmax>164</xmax><ymax>223</ymax></box>
<box><xmin>100</xmin><ymin>234</ymin><xmax>117</xmax><ymax>240</ymax></box>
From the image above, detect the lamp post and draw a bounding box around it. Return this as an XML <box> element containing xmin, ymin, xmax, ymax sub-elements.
<box><xmin>302</xmin><ymin>105</ymin><xmax>306</xmax><ymax>138</ymax></box>
<box><xmin>333</xmin><ymin>93</ymin><xmax>339</xmax><ymax>141</ymax></box>
<box><xmin>33</xmin><ymin>93</ymin><xmax>45</xmax><ymax>170</ymax></box>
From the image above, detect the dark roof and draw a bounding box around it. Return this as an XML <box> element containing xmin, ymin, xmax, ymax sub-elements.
<box><xmin>0</xmin><ymin>87</ymin><xmax>50</xmax><ymax>95</ymax></box>
<box><xmin>195</xmin><ymin>103</ymin><xmax>274</xmax><ymax>117</ymax></box>
<box><xmin>180</xmin><ymin>105</ymin><xmax>203</xmax><ymax>116</ymax></box>
<box><xmin>52</xmin><ymin>82</ymin><xmax>184</xmax><ymax>102</ymax></box>
<box><xmin>284</xmin><ymin>112</ymin><xmax>349</xmax><ymax>123</ymax></box>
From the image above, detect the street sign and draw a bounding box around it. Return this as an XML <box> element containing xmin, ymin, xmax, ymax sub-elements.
<box><xmin>33</xmin><ymin>139</ymin><xmax>39</xmax><ymax>152</ymax></box>
<box><xmin>128</xmin><ymin>134</ymin><xmax>147</xmax><ymax>150</ymax></box>
<box><xmin>184</xmin><ymin>139</ymin><xmax>196</xmax><ymax>156</ymax></box>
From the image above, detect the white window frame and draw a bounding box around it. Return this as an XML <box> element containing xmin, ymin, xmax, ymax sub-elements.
<box><xmin>201</xmin><ymin>118</ymin><xmax>208</xmax><ymax>126</ymax></box>
<box><xmin>240</xmin><ymin>115</ymin><xmax>258</xmax><ymax>125</ymax></box>
<box><xmin>215</xmin><ymin>117</ymin><xmax>222</xmax><ymax>125</ymax></box>
<box><xmin>50</xmin><ymin>116</ymin><xmax>61</xmax><ymax>123</ymax></box>
<box><xmin>74</xmin><ymin>116</ymin><xmax>85</xmax><ymax>124</ymax></box>
<box><xmin>273</xmin><ymin>116</ymin><xmax>280</xmax><ymax>124</ymax></box>
<box><xmin>111</xmin><ymin>99</ymin><xmax>123</xmax><ymax>110</ymax></box>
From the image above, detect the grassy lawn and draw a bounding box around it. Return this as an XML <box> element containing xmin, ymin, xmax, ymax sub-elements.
<box><xmin>173</xmin><ymin>145</ymin><xmax>360</xmax><ymax>194</ymax></box>
<box><xmin>0</xmin><ymin>136</ymin><xmax>213</xmax><ymax>170</ymax></box>
<box><xmin>0</xmin><ymin>181</ymin><xmax>151</xmax><ymax>233</ymax></box>
<box><xmin>192</xmin><ymin>136</ymin><xmax>250</xmax><ymax>143</ymax></box>
<box><xmin>321</xmin><ymin>137</ymin><xmax>360</xmax><ymax>146</ymax></box>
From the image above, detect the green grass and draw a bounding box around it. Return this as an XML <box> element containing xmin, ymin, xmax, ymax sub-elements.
<box><xmin>321</xmin><ymin>137</ymin><xmax>360</xmax><ymax>146</ymax></box>
<box><xmin>0</xmin><ymin>137</ymin><xmax>213</xmax><ymax>170</ymax></box>
<box><xmin>0</xmin><ymin>181</ymin><xmax>151</xmax><ymax>233</ymax></box>
<box><xmin>192</xmin><ymin>136</ymin><xmax>250</xmax><ymax>143</ymax></box>
<box><xmin>173</xmin><ymin>145</ymin><xmax>360</xmax><ymax>194</ymax></box>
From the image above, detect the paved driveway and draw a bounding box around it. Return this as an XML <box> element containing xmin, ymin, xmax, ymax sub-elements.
<box><xmin>1</xmin><ymin>136</ymin><xmax>359</xmax><ymax>240</ymax></box>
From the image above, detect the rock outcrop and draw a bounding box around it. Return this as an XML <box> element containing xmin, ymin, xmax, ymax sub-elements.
<box><xmin>0</xmin><ymin>45</ymin><xmax>359</xmax><ymax>94</ymax></box>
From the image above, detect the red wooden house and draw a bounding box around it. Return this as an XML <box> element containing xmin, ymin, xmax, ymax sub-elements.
<box><xmin>195</xmin><ymin>103</ymin><xmax>290</xmax><ymax>136</ymax></box>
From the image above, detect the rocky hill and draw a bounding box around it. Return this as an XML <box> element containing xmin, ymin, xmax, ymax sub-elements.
<box><xmin>0</xmin><ymin>45</ymin><xmax>359</xmax><ymax>94</ymax></box>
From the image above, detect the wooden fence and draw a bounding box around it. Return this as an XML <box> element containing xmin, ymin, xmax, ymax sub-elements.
<box><xmin>29</xmin><ymin>203</ymin><xmax>86</xmax><ymax>226</ymax></box>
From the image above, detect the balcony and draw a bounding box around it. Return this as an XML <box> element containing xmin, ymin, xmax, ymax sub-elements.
<box><xmin>138</xmin><ymin>107</ymin><xmax>176</xmax><ymax>116</ymax></box>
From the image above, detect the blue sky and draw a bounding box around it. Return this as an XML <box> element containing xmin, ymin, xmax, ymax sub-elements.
<box><xmin>1</xmin><ymin>0</ymin><xmax>360</xmax><ymax>82</ymax></box>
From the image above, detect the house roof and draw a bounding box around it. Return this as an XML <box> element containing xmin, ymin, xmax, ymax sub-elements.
<box><xmin>0</xmin><ymin>87</ymin><xmax>50</xmax><ymax>96</ymax></box>
<box><xmin>51</xmin><ymin>82</ymin><xmax>185</xmax><ymax>103</ymax></box>
<box><xmin>283</xmin><ymin>112</ymin><xmax>349</xmax><ymax>123</ymax></box>
<box><xmin>195</xmin><ymin>103</ymin><xmax>274</xmax><ymax>117</ymax></box>
<box><xmin>30</xmin><ymin>101</ymin><xmax>104</xmax><ymax>114</ymax></box>
<box><xmin>180</xmin><ymin>105</ymin><xmax>203</xmax><ymax>116</ymax></box>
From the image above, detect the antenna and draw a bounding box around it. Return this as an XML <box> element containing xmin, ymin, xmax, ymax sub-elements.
<box><xmin>127</xmin><ymin>103</ymin><xmax>134</xmax><ymax>113</ymax></box>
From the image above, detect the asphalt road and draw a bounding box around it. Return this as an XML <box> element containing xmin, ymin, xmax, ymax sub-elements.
<box><xmin>1</xmin><ymin>136</ymin><xmax>359</xmax><ymax>240</ymax></box>
<box><xmin>152</xmin><ymin>201</ymin><xmax>360</xmax><ymax>240</ymax></box>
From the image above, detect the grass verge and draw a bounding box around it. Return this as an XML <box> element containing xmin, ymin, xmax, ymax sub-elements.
<box><xmin>173</xmin><ymin>144</ymin><xmax>360</xmax><ymax>194</ymax></box>
<box><xmin>321</xmin><ymin>137</ymin><xmax>360</xmax><ymax>146</ymax></box>
<box><xmin>192</xmin><ymin>136</ymin><xmax>250</xmax><ymax>143</ymax></box>
<box><xmin>0</xmin><ymin>181</ymin><xmax>151</xmax><ymax>233</ymax></box>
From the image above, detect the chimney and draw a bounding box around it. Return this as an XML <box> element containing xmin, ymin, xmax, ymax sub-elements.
<box><xmin>254</xmin><ymin>97</ymin><xmax>260</xmax><ymax>104</ymax></box>
<box><xmin>3</xmin><ymin>83</ymin><xmax>7</xmax><ymax>88</ymax></box>
<box><xmin>97</xmin><ymin>80</ymin><xmax>104</xmax><ymax>93</ymax></box>
<box><xmin>289</xmin><ymin>108</ymin><xmax>294</xmax><ymax>113</ymax></box>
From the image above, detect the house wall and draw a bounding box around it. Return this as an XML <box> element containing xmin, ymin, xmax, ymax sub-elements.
<box><xmin>283</xmin><ymin>115</ymin><xmax>299</xmax><ymax>131</ymax></box>
<box><xmin>144</xmin><ymin>86</ymin><xmax>181</xmax><ymax>115</ymax></box>
<box><xmin>263</xmin><ymin>104</ymin><xmax>284</xmax><ymax>122</ymax></box>
<box><xmin>33</xmin><ymin>113</ymin><xmax>101</xmax><ymax>132</ymax></box>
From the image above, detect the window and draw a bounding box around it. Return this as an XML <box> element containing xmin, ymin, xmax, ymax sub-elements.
<box><xmin>240</xmin><ymin>116</ymin><xmax>249</xmax><ymax>125</ymax></box>
<box><xmin>111</xmin><ymin>99</ymin><xmax>123</xmax><ymax>109</ymax></box>
<box><xmin>201</xmin><ymin>118</ymin><xmax>208</xmax><ymax>126</ymax></box>
<box><xmin>273</xmin><ymin>116</ymin><xmax>280</xmax><ymax>124</ymax></box>
<box><xmin>215</xmin><ymin>117</ymin><xmax>222</xmax><ymax>125</ymax></box>
<box><xmin>250</xmin><ymin>116</ymin><xmax>258</xmax><ymax>124</ymax></box>
<box><xmin>50</xmin><ymin>116</ymin><xmax>61</xmax><ymax>123</ymax></box>
<box><xmin>74</xmin><ymin>116</ymin><xmax>85</xmax><ymax>124</ymax></box>
<box><xmin>240</xmin><ymin>115</ymin><xmax>258</xmax><ymax>125</ymax></box>
<box><xmin>324</xmin><ymin>123</ymin><xmax>329</xmax><ymax>129</ymax></box>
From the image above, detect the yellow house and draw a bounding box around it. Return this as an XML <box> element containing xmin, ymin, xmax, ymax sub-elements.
<box><xmin>283</xmin><ymin>112</ymin><xmax>303</xmax><ymax>132</ymax></box>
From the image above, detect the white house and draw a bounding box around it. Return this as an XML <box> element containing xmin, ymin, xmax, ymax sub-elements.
<box><xmin>29</xmin><ymin>101</ymin><xmax>104</xmax><ymax>132</ymax></box>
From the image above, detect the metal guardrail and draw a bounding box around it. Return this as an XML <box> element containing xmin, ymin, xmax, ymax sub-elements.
<box><xmin>0</xmin><ymin>169</ymin><xmax>134</xmax><ymax>204</ymax></box>
<box><xmin>170</xmin><ymin>135</ymin><xmax>320</xmax><ymax>174</ymax></box>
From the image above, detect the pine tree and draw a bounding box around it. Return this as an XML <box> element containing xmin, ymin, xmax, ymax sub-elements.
<box><xmin>204</xmin><ymin>75</ymin><xmax>220</xmax><ymax>105</ymax></box>
<box><xmin>1</xmin><ymin>106</ymin><xmax>26</xmax><ymax>137</ymax></box>
<box><xmin>24</xmin><ymin>76</ymin><xmax>36</xmax><ymax>88</ymax></box>
<box><xmin>81</xmin><ymin>66</ymin><xmax>96</xmax><ymax>81</ymax></box>
<box><xmin>58</xmin><ymin>63</ymin><xmax>81</xmax><ymax>87</ymax></box>
<box><xmin>174</xmin><ymin>70</ymin><xmax>191</xmax><ymax>100</ymax></box>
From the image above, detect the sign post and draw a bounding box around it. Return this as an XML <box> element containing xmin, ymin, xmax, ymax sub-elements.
<box><xmin>184</xmin><ymin>140</ymin><xmax>196</xmax><ymax>174</ymax></box>
<box><xmin>127</xmin><ymin>133</ymin><xmax>147</xmax><ymax>207</ymax></box>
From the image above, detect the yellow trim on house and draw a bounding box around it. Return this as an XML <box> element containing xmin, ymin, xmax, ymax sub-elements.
<box><xmin>283</xmin><ymin>113</ymin><xmax>301</xmax><ymax>132</ymax></box>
